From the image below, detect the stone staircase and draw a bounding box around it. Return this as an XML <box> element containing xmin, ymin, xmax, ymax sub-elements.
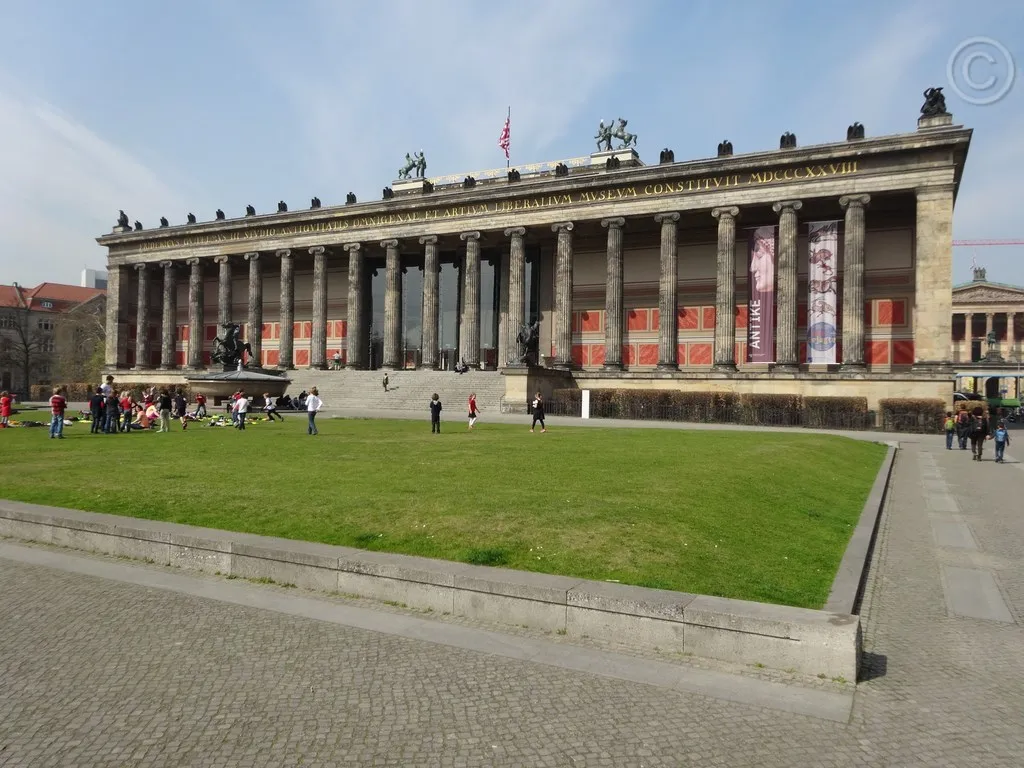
<box><xmin>282</xmin><ymin>369</ymin><xmax>507</xmax><ymax>413</ymax></box>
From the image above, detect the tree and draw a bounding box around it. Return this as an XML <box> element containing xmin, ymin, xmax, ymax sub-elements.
<box><xmin>0</xmin><ymin>305</ymin><xmax>52</xmax><ymax>396</ymax></box>
<box><xmin>54</xmin><ymin>295</ymin><xmax>106</xmax><ymax>385</ymax></box>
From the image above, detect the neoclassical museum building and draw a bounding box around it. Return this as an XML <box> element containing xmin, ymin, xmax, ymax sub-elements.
<box><xmin>98</xmin><ymin>97</ymin><xmax>971</xmax><ymax>409</ymax></box>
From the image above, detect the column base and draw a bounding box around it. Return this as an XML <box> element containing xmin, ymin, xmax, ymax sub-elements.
<box><xmin>131</xmin><ymin>366</ymin><xmax>152</xmax><ymax>372</ymax></box>
<box><xmin>772</xmin><ymin>363</ymin><xmax>800</xmax><ymax>373</ymax></box>
<box><xmin>711</xmin><ymin>362</ymin><xmax>737</xmax><ymax>373</ymax></box>
<box><xmin>655</xmin><ymin>362</ymin><xmax>678</xmax><ymax>372</ymax></box>
<box><xmin>158</xmin><ymin>364</ymin><xmax>175</xmax><ymax>371</ymax></box>
<box><xmin>838</xmin><ymin>362</ymin><xmax>866</xmax><ymax>372</ymax></box>
<box><xmin>911</xmin><ymin>360</ymin><xmax>954</xmax><ymax>373</ymax></box>
<box><xmin>552</xmin><ymin>360</ymin><xmax>576</xmax><ymax>371</ymax></box>
<box><xmin>602</xmin><ymin>361</ymin><xmax>623</xmax><ymax>371</ymax></box>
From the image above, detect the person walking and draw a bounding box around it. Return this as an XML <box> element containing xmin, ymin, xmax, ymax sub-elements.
<box><xmin>174</xmin><ymin>390</ymin><xmax>189</xmax><ymax>430</ymax></box>
<box><xmin>157</xmin><ymin>389</ymin><xmax>173</xmax><ymax>433</ymax></box>
<box><xmin>103</xmin><ymin>391</ymin><xmax>121</xmax><ymax>434</ymax></box>
<box><xmin>530</xmin><ymin>392</ymin><xmax>546</xmax><ymax>433</ymax></box>
<box><xmin>993</xmin><ymin>420</ymin><xmax>1011</xmax><ymax>463</ymax></box>
<box><xmin>429</xmin><ymin>393</ymin><xmax>442</xmax><ymax>433</ymax></box>
<box><xmin>306</xmin><ymin>387</ymin><xmax>322</xmax><ymax>435</ymax></box>
<box><xmin>48</xmin><ymin>387</ymin><xmax>67</xmax><ymax>439</ymax></box>
<box><xmin>467</xmin><ymin>392</ymin><xmax>479</xmax><ymax>430</ymax></box>
<box><xmin>969</xmin><ymin>408</ymin><xmax>990</xmax><ymax>461</ymax></box>
<box><xmin>382</xmin><ymin>372</ymin><xmax>390</xmax><ymax>393</ymax></box>
<box><xmin>944</xmin><ymin>411</ymin><xmax>956</xmax><ymax>450</ymax></box>
<box><xmin>956</xmin><ymin>408</ymin><xmax>970</xmax><ymax>450</ymax></box>
<box><xmin>194</xmin><ymin>392</ymin><xmax>207</xmax><ymax>418</ymax></box>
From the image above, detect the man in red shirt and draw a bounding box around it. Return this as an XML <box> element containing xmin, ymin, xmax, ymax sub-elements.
<box><xmin>49</xmin><ymin>387</ymin><xmax>67</xmax><ymax>439</ymax></box>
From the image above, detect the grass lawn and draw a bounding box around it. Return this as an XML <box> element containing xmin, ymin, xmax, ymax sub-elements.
<box><xmin>0</xmin><ymin>418</ymin><xmax>886</xmax><ymax>609</ymax></box>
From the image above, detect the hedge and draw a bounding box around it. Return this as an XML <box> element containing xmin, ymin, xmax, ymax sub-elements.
<box><xmin>878</xmin><ymin>398</ymin><xmax>946</xmax><ymax>433</ymax></box>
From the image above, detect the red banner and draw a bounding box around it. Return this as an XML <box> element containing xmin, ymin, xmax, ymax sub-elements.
<box><xmin>747</xmin><ymin>226</ymin><xmax>777</xmax><ymax>363</ymax></box>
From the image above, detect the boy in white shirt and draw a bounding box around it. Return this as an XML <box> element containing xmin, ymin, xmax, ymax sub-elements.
<box><xmin>305</xmin><ymin>387</ymin><xmax>323</xmax><ymax>435</ymax></box>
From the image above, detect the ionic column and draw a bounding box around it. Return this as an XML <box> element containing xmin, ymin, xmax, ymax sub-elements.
<box><xmin>382</xmin><ymin>239</ymin><xmax>402</xmax><ymax>369</ymax></box>
<box><xmin>104</xmin><ymin>264</ymin><xmax>124</xmax><ymax>369</ymax></box>
<box><xmin>839</xmin><ymin>194</ymin><xmax>870</xmax><ymax>368</ymax></box>
<box><xmin>310</xmin><ymin>246</ymin><xmax>327</xmax><ymax>369</ymax></box>
<box><xmin>965</xmin><ymin>312</ymin><xmax>974</xmax><ymax>340</ymax></box>
<box><xmin>985</xmin><ymin>312</ymin><xmax>994</xmax><ymax>341</ymax></box>
<box><xmin>244</xmin><ymin>252</ymin><xmax>263</xmax><ymax>366</ymax></box>
<box><xmin>186</xmin><ymin>258</ymin><xmax>204</xmax><ymax>369</ymax></box>
<box><xmin>460</xmin><ymin>231</ymin><xmax>481</xmax><ymax>367</ymax></box>
<box><xmin>214</xmin><ymin>255</ymin><xmax>231</xmax><ymax>327</ymax></box>
<box><xmin>133</xmin><ymin>264</ymin><xmax>151</xmax><ymax>369</ymax></box>
<box><xmin>344</xmin><ymin>244</ymin><xmax>364</xmax><ymax>369</ymax></box>
<box><xmin>773</xmin><ymin>200</ymin><xmax>803</xmax><ymax>370</ymax></box>
<box><xmin>601</xmin><ymin>218</ymin><xmax>625</xmax><ymax>369</ymax></box>
<box><xmin>552</xmin><ymin>222</ymin><xmax>575</xmax><ymax>368</ymax></box>
<box><xmin>711</xmin><ymin>207</ymin><xmax>740</xmax><ymax>370</ymax></box>
<box><xmin>277</xmin><ymin>249</ymin><xmax>294</xmax><ymax>369</ymax></box>
<box><xmin>913</xmin><ymin>186</ymin><xmax>955</xmax><ymax>367</ymax></box>
<box><xmin>420</xmin><ymin>236</ymin><xmax>440</xmax><ymax>369</ymax></box>
<box><xmin>159</xmin><ymin>260</ymin><xmax>176</xmax><ymax>369</ymax></box>
<box><xmin>505</xmin><ymin>227</ymin><xmax>527</xmax><ymax>367</ymax></box>
<box><xmin>1009</xmin><ymin>312</ymin><xmax>1017</xmax><ymax>346</ymax></box>
<box><xmin>654</xmin><ymin>212</ymin><xmax>681</xmax><ymax>370</ymax></box>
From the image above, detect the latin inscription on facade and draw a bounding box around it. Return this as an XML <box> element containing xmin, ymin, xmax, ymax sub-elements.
<box><xmin>133</xmin><ymin>162</ymin><xmax>858</xmax><ymax>253</ymax></box>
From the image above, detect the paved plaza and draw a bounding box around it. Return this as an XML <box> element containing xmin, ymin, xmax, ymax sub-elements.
<box><xmin>1</xmin><ymin>430</ymin><xmax>1023</xmax><ymax>767</ymax></box>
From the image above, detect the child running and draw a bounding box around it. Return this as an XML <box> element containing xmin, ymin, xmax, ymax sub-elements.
<box><xmin>429</xmin><ymin>393</ymin><xmax>442</xmax><ymax>433</ymax></box>
<box><xmin>0</xmin><ymin>390</ymin><xmax>12</xmax><ymax>428</ymax></box>
<box><xmin>263</xmin><ymin>392</ymin><xmax>283</xmax><ymax>421</ymax></box>
<box><xmin>467</xmin><ymin>392</ymin><xmax>479</xmax><ymax>430</ymax></box>
<box><xmin>530</xmin><ymin>392</ymin><xmax>546</xmax><ymax>433</ymax></box>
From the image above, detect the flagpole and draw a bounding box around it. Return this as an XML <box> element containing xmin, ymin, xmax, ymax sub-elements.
<box><xmin>506</xmin><ymin>106</ymin><xmax>510</xmax><ymax>169</ymax></box>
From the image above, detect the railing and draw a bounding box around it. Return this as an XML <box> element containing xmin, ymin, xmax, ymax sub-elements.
<box><xmin>499</xmin><ymin>396</ymin><xmax>944</xmax><ymax>433</ymax></box>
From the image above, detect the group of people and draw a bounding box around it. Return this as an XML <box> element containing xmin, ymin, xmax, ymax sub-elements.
<box><xmin>944</xmin><ymin>408</ymin><xmax>1012</xmax><ymax>462</ymax></box>
<box><xmin>426</xmin><ymin>391</ymin><xmax>547</xmax><ymax>433</ymax></box>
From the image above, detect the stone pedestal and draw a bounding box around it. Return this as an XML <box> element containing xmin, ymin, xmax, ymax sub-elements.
<box><xmin>590</xmin><ymin>148</ymin><xmax>642</xmax><ymax>168</ymax></box>
<box><xmin>918</xmin><ymin>113</ymin><xmax>953</xmax><ymax>130</ymax></box>
<box><xmin>393</xmin><ymin>178</ymin><xmax>430</xmax><ymax>195</ymax></box>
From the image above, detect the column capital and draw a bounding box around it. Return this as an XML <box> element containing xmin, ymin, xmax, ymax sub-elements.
<box><xmin>340</xmin><ymin>243</ymin><xmax>359</xmax><ymax>253</ymax></box>
<box><xmin>380</xmin><ymin>239</ymin><xmax>399</xmax><ymax>249</ymax></box>
<box><xmin>310</xmin><ymin>245</ymin><xmax>327</xmax><ymax>256</ymax></box>
<box><xmin>711</xmin><ymin>206</ymin><xmax>740</xmax><ymax>220</ymax></box>
<box><xmin>244</xmin><ymin>251</ymin><xmax>260</xmax><ymax>262</ymax></box>
<box><xmin>275</xmin><ymin>248</ymin><xmax>293</xmax><ymax>259</ymax></box>
<box><xmin>504</xmin><ymin>227</ymin><xmax>526</xmax><ymax>238</ymax></box>
<box><xmin>654</xmin><ymin>212</ymin><xmax>680</xmax><ymax>224</ymax></box>
<box><xmin>185</xmin><ymin>257</ymin><xmax>200</xmax><ymax>267</ymax></box>
<box><xmin>600</xmin><ymin>217</ymin><xmax>625</xmax><ymax>229</ymax></box>
<box><xmin>551</xmin><ymin>221</ymin><xmax>574</xmax><ymax>233</ymax></box>
<box><xmin>772</xmin><ymin>200</ymin><xmax>803</xmax><ymax>214</ymax></box>
<box><xmin>159</xmin><ymin>260</ymin><xmax>174</xmax><ymax>269</ymax></box>
<box><xmin>134</xmin><ymin>263</ymin><xmax>149</xmax><ymax>272</ymax></box>
<box><xmin>419</xmin><ymin>235</ymin><xmax>439</xmax><ymax>245</ymax></box>
<box><xmin>839</xmin><ymin>194</ymin><xmax>871</xmax><ymax>210</ymax></box>
<box><xmin>460</xmin><ymin>231</ymin><xmax>481</xmax><ymax>241</ymax></box>
<box><xmin>213</xmin><ymin>255</ymin><xmax>230</xmax><ymax>264</ymax></box>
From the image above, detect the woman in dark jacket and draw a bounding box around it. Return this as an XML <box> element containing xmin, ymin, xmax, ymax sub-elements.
<box><xmin>969</xmin><ymin>408</ymin><xmax>990</xmax><ymax>461</ymax></box>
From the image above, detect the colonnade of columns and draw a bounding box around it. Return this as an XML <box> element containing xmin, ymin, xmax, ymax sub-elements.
<box><xmin>122</xmin><ymin>195</ymin><xmax>874</xmax><ymax>372</ymax></box>
<box><xmin>957</xmin><ymin>310</ymin><xmax>1019</xmax><ymax>356</ymax></box>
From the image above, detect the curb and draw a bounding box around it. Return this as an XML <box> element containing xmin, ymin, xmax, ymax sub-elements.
<box><xmin>0</xmin><ymin>499</ymin><xmax>860</xmax><ymax>680</ymax></box>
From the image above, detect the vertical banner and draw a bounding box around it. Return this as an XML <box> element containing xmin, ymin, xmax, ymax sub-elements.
<box><xmin>747</xmin><ymin>226</ymin><xmax>777</xmax><ymax>362</ymax></box>
<box><xmin>807</xmin><ymin>221</ymin><xmax>839</xmax><ymax>364</ymax></box>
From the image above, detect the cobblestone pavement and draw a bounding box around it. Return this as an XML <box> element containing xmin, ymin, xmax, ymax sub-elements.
<box><xmin>1</xmin><ymin>439</ymin><xmax>1023</xmax><ymax>767</ymax></box>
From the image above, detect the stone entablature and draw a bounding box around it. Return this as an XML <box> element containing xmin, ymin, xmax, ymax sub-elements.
<box><xmin>99</xmin><ymin>122</ymin><xmax>971</xmax><ymax>383</ymax></box>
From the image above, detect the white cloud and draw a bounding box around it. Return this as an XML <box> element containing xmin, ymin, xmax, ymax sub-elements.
<box><xmin>0</xmin><ymin>75</ymin><xmax>189</xmax><ymax>286</ymax></box>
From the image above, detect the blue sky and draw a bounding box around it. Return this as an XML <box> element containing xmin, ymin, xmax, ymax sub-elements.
<box><xmin>0</xmin><ymin>0</ymin><xmax>1021</xmax><ymax>288</ymax></box>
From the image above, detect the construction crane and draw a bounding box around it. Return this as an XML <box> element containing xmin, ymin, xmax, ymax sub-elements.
<box><xmin>952</xmin><ymin>239</ymin><xmax>1024</xmax><ymax>246</ymax></box>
